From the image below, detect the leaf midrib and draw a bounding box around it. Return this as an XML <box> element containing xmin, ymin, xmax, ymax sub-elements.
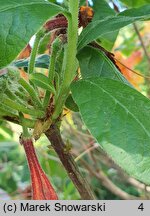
<box><xmin>78</xmin><ymin>14</ymin><xmax>150</xmax><ymax>50</ymax></box>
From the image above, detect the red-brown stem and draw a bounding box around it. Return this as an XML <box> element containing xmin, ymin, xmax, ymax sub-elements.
<box><xmin>20</xmin><ymin>137</ymin><xmax>58</xmax><ymax>200</ymax></box>
<box><xmin>86</xmin><ymin>0</ymin><xmax>89</xmax><ymax>7</ymax></box>
<box><xmin>45</xmin><ymin>124</ymin><xmax>95</xmax><ymax>200</ymax></box>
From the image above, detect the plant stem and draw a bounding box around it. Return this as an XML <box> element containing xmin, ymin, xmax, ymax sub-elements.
<box><xmin>133</xmin><ymin>23</ymin><xmax>150</xmax><ymax>66</ymax></box>
<box><xmin>43</xmin><ymin>39</ymin><xmax>60</xmax><ymax>108</ymax></box>
<box><xmin>28</xmin><ymin>29</ymin><xmax>45</xmax><ymax>74</ymax></box>
<box><xmin>133</xmin><ymin>23</ymin><xmax>150</xmax><ymax>97</ymax></box>
<box><xmin>54</xmin><ymin>72</ymin><xmax>60</xmax><ymax>97</ymax></box>
<box><xmin>45</xmin><ymin>124</ymin><xmax>95</xmax><ymax>200</ymax></box>
<box><xmin>80</xmin><ymin>159</ymin><xmax>137</xmax><ymax>200</ymax></box>
<box><xmin>52</xmin><ymin>0</ymin><xmax>79</xmax><ymax>120</ymax></box>
<box><xmin>20</xmin><ymin>118</ymin><xmax>35</xmax><ymax>128</ymax></box>
<box><xmin>48</xmin><ymin>38</ymin><xmax>60</xmax><ymax>83</ymax></box>
<box><xmin>63</xmin><ymin>0</ymin><xmax>79</xmax><ymax>85</ymax></box>
<box><xmin>22</xmin><ymin>125</ymin><xmax>30</xmax><ymax>138</ymax></box>
<box><xmin>19</xmin><ymin>112</ymin><xmax>30</xmax><ymax>138</ymax></box>
<box><xmin>86</xmin><ymin>0</ymin><xmax>89</xmax><ymax>6</ymax></box>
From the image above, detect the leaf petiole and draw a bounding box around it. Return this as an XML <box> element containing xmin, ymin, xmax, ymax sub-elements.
<box><xmin>28</xmin><ymin>28</ymin><xmax>45</xmax><ymax>74</ymax></box>
<box><xmin>3</xmin><ymin>98</ymin><xmax>44</xmax><ymax>118</ymax></box>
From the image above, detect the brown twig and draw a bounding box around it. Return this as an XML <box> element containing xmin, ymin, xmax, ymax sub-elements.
<box><xmin>86</xmin><ymin>0</ymin><xmax>89</xmax><ymax>7</ymax></box>
<box><xmin>110</xmin><ymin>0</ymin><xmax>120</xmax><ymax>13</ymax></box>
<box><xmin>80</xmin><ymin>159</ymin><xmax>139</xmax><ymax>200</ymax></box>
<box><xmin>45</xmin><ymin>124</ymin><xmax>95</xmax><ymax>200</ymax></box>
<box><xmin>75</xmin><ymin>143</ymin><xmax>99</xmax><ymax>162</ymax></box>
<box><xmin>127</xmin><ymin>177</ymin><xmax>150</xmax><ymax>193</ymax></box>
<box><xmin>107</xmin><ymin>4</ymin><xmax>150</xmax><ymax>78</ymax></box>
<box><xmin>133</xmin><ymin>23</ymin><xmax>150</xmax><ymax>97</ymax></box>
<box><xmin>93</xmin><ymin>148</ymin><xmax>150</xmax><ymax>198</ymax></box>
<box><xmin>133</xmin><ymin>23</ymin><xmax>150</xmax><ymax>67</ymax></box>
<box><xmin>114</xmin><ymin>57</ymin><xmax>150</xmax><ymax>80</ymax></box>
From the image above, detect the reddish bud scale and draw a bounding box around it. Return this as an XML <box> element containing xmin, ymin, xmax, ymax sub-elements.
<box><xmin>44</xmin><ymin>16</ymin><xmax>68</xmax><ymax>32</ymax></box>
<box><xmin>21</xmin><ymin>137</ymin><xmax>58</xmax><ymax>200</ymax></box>
<box><xmin>79</xmin><ymin>6</ymin><xmax>94</xmax><ymax>28</ymax></box>
<box><xmin>44</xmin><ymin>6</ymin><xmax>94</xmax><ymax>32</ymax></box>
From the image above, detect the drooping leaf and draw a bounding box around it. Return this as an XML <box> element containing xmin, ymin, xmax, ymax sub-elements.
<box><xmin>78</xmin><ymin>4</ymin><xmax>150</xmax><ymax>50</ymax></box>
<box><xmin>79</xmin><ymin>0</ymin><xmax>86</xmax><ymax>6</ymax></box>
<box><xmin>0</xmin><ymin>0</ymin><xmax>64</xmax><ymax>69</ymax></box>
<box><xmin>71</xmin><ymin>78</ymin><xmax>150</xmax><ymax>184</ymax></box>
<box><xmin>93</xmin><ymin>0</ymin><xmax>116</xmax><ymax>21</ymax></box>
<box><xmin>92</xmin><ymin>0</ymin><xmax>118</xmax><ymax>50</ymax></box>
<box><xmin>77</xmin><ymin>46</ymin><xmax>131</xmax><ymax>86</ymax></box>
<box><xmin>29</xmin><ymin>73</ymin><xmax>56</xmax><ymax>94</ymax></box>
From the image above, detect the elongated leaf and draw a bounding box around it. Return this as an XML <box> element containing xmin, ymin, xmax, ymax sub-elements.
<box><xmin>30</xmin><ymin>73</ymin><xmax>56</xmax><ymax>94</ymax></box>
<box><xmin>71</xmin><ymin>78</ymin><xmax>150</xmax><ymax>184</ymax></box>
<box><xmin>77</xmin><ymin>46</ymin><xmax>131</xmax><ymax>86</ymax></box>
<box><xmin>93</xmin><ymin>0</ymin><xmax>115</xmax><ymax>21</ymax></box>
<box><xmin>78</xmin><ymin>4</ymin><xmax>150</xmax><ymax>50</ymax></box>
<box><xmin>92</xmin><ymin>0</ymin><xmax>118</xmax><ymax>50</ymax></box>
<box><xmin>18</xmin><ymin>78</ymin><xmax>43</xmax><ymax>108</ymax></box>
<box><xmin>0</xmin><ymin>0</ymin><xmax>64</xmax><ymax>69</ymax></box>
<box><xmin>120</xmin><ymin>0</ymin><xmax>150</xmax><ymax>7</ymax></box>
<box><xmin>13</xmin><ymin>54</ymin><xmax>50</xmax><ymax>69</ymax></box>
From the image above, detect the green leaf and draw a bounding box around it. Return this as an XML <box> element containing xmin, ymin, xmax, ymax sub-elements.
<box><xmin>96</xmin><ymin>31</ymin><xmax>119</xmax><ymax>51</ymax></box>
<box><xmin>13</xmin><ymin>54</ymin><xmax>50</xmax><ymax>69</ymax></box>
<box><xmin>93</xmin><ymin>0</ymin><xmax>116</xmax><ymax>21</ymax></box>
<box><xmin>38</xmin><ymin>33</ymin><xmax>51</xmax><ymax>54</ymax></box>
<box><xmin>0</xmin><ymin>67</ymin><xmax>28</xmax><ymax>108</ymax></box>
<box><xmin>18</xmin><ymin>78</ymin><xmax>43</xmax><ymax>108</ymax></box>
<box><xmin>120</xmin><ymin>0</ymin><xmax>150</xmax><ymax>7</ymax></box>
<box><xmin>0</xmin><ymin>0</ymin><xmax>64</xmax><ymax>69</ymax></box>
<box><xmin>29</xmin><ymin>73</ymin><xmax>56</xmax><ymax>94</ymax></box>
<box><xmin>0</xmin><ymin>121</ymin><xmax>13</xmax><ymax>138</ymax></box>
<box><xmin>78</xmin><ymin>4</ymin><xmax>150</xmax><ymax>50</ymax></box>
<box><xmin>71</xmin><ymin>78</ymin><xmax>150</xmax><ymax>184</ymax></box>
<box><xmin>79</xmin><ymin>0</ymin><xmax>86</xmax><ymax>6</ymax></box>
<box><xmin>78</xmin><ymin>46</ymin><xmax>131</xmax><ymax>86</ymax></box>
<box><xmin>92</xmin><ymin>0</ymin><xmax>118</xmax><ymax>50</ymax></box>
<box><xmin>65</xmin><ymin>94</ymin><xmax>79</xmax><ymax>112</ymax></box>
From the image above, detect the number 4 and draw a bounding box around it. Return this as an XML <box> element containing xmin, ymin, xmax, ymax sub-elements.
<box><xmin>138</xmin><ymin>203</ymin><xmax>144</xmax><ymax>211</ymax></box>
